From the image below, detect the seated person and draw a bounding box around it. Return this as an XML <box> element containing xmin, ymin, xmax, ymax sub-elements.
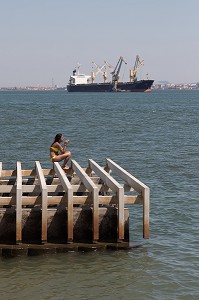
<box><xmin>50</xmin><ymin>133</ymin><xmax>71</xmax><ymax>170</ymax></box>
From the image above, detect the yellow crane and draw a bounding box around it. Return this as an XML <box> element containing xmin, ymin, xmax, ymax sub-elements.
<box><xmin>92</xmin><ymin>61</ymin><xmax>107</xmax><ymax>83</ymax></box>
<box><xmin>130</xmin><ymin>55</ymin><xmax>144</xmax><ymax>82</ymax></box>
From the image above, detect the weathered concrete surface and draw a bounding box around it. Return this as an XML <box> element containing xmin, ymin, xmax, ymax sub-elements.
<box><xmin>0</xmin><ymin>206</ymin><xmax>129</xmax><ymax>244</ymax></box>
<box><xmin>0</xmin><ymin>242</ymin><xmax>137</xmax><ymax>257</ymax></box>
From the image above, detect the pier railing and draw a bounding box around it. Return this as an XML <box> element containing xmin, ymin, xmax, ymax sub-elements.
<box><xmin>0</xmin><ymin>159</ymin><xmax>150</xmax><ymax>244</ymax></box>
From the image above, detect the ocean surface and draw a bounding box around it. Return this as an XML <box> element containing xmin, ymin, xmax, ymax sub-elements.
<box><xmin>0</xmin><ymin>90</ymin><xmax>198</xmax><ymax>299</ymax></box>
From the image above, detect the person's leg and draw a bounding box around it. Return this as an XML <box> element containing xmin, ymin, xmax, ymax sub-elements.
<box><xmin>52</xmin><ymin>151</ymin><xmax>71</xmax><ymax>168</ymax></box>
<box><xmin>62</xmin><ymin>151</ymin><xmax>71</xmax><ymax>169</ymax></box>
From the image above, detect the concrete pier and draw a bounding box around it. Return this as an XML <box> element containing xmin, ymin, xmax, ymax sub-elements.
<box><xmin>0</xmin><ymin>206</ymin><xmax>129</xmax><ymax>244</ymax></box>
<box><xmin>0</xmin><ymin>158</ymin><xmax>150</xmax><ymax>255</ymax></box>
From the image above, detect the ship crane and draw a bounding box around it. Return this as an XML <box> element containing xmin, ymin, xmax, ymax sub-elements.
<box><xmin>111</xmin><ymin>56</ymin><xmax>127</xmax><ymax>83</ymax></box>
<box><xmin>104</xmin><ymin>61</ymin><xmax>114</xmax><ymax>72</ymax></box>
<box><xmin>92</xmin><ymin>61</ymin><xmax>107</xmax><ymax>83</ymax></box>
<box><xmin>104</xmin><ymin>61</ymin><xmax>114</xmax><ymax>82</ymax></box>
<box><xmin>130</xmin><ymin>55</ymin><xmax>144</xmax><ymax>82</ymax></box>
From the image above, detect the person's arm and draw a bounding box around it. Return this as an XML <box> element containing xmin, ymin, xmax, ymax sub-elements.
<box><xmin>62</xmin><ymin>140</ymin><xmax>67</xmax><ymax>153</ymax></box>
<box><xmin>58</xmin><ymin>139</ymin><xmax>69</xmax><ymax>153</ymax></box>
<box><xmin>54</xmin><ymin>142</ymin><xmax>64</xmax><ymax>153</ymax></box>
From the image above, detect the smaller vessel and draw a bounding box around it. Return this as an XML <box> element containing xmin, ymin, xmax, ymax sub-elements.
<box><xmin>67</xmin><ymin>55</ymin><xmax>154</xmax><ymax>92</ymax></box>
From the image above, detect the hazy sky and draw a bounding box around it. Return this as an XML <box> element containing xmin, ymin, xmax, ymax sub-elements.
<box><xmin>1</xmin><ymin>0</ymin><xmax>199</xmax><ymax>87</ymax></box>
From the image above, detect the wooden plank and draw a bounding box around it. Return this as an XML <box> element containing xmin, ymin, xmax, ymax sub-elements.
<box><xmin>72</xmin><ymin>160</ymin><xmax>99</xmax><ymax>241</ymax></box>
<box><xmin>72</xmin><ymin>160</ymin><xmax>98</xmax><ymax>191</ymax></box>
<box><xmin>0</xmin><ymin>178</ymin><xmax>33</xmax><ymax>185</ymax></box>
<box><xmin>35</xmin><ymin>161</ymin><xmax>47</xmax><ymax>243</ymax></box>
<box><xmin>54</xmin><ymin>162</ymin><xmax>73</xmax><ymax>242</ymax></box>
<box><xmin>106</xmin><ymin>158</ymin><xmax>150</xmax><ymax>239</ymax></box>
<box><xmin>1</xmin><ymin>170</ymin><xmax>17</xmax><ymax>177</ymax></box>
<box><xmin>0</xmin><ymin>183</ymin><xmax>133</xmax><ymax>194</ymax></box>
<box><xmin>98</xmin><ymin>195</ymin><xmax>143</xmax><ymax>205</ymax></box>
<box><xmin>88</xmin><ymin>159</ymin><xmax>124</xmax><ymax>241</ymax></box>
<box><xmin>117</xmin><ymin>187</ymin><xmax>124</xmax><ymax>240</ymax></box>
<box><xmin>0</xmin><ymin>185</ymin><xmax>16</xmax><ymax>193</ymax></box>
<box><xmin>42</xmin><ymin>169</ymin><xmax>55</xmax><ymax>176</ymax></box>
<box><xmin>143</xmin><ymin>187</ymin><xmax>150</xmax><ymax>239</ymax></box>
<box><xmin>4</xmin><ymin>195</ymin><xmax>41</xmax><ymax>206</ymax></box>
<box><xmin>0</xmin><ymin>184</ymin><xmax>50</xmax><ymax>194</ymax></box>
<box><xmin>89</xmin><ymin>159</ymin><xmax>122</xmax><ymax>193</ymax></box>
<box><xmin>92</xmin><ymin>187</ymin><xmax>99</xmax><ymax>241</ymax></box>
<box><xmin>16</xmin><ymin>161</ymin><xmax>22</xmax><ymax>243</ymax></box>
<box><xmin>71</xmin><ymin>184</ymin><xmax>109</xmax><ymax>193</ymax></box>
<box><xmin>21</xmin><ymin>169</ymin><xmax>36</xmax><ymax>176</ymax></box>
<box><xmin>0</xmin><ymin>175</ymin><xmax>101</xmax><ymax>186</ymax></box>
<box><xmin>0</xmin><ymin>162</ymin><xmax>2</xmax><ymax>196</ymax></box>
<box><xmin>0</xmin><ymin>195</ymin><xmax>142</xmax><ymax>206</ymax></box>
<box><xmin>0</xmin><ymin>196</ymin><xmax>16</xmax><ymax>206</ymax></box>
<box><xmin>106</xmin><ymin>158</ymin><xmax>148</xmax><ymax>193</ymax></box>
<box><xmin>0</xmin><ymin>168</ymin><xmax>55</xmax><ymax>178</ymax></box>
<box><xmin>0</xmin><ymin>162</ymin><xmax>2</xmax><ymax>177</ymax></box>
<box><xmin>22</xmin><ymin>169</ymin><xmax>54</xmax><ymax>176</ymax></box>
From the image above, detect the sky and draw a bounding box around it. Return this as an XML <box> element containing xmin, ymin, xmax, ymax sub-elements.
<box><xmin>1</xmin><ymin>0</ymin><xmax>199</xmax><ymax>87</ymax></box>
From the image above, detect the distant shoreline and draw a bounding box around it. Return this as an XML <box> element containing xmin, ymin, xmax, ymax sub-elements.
<box><xmin>1</xmin><ymin>81</ymin><xmax>199</xmax><ymax>92</ymax></box>
<box><xmin>0</xmin><ymin>87</ymin><xmax>66</xmax><ymax>91</ymax></box>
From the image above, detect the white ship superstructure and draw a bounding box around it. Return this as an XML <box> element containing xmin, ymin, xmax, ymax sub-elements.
<box><xmin>69</xmin><ymin>65</ymin><xmax>91</xmax><ymax>85</ymax></box>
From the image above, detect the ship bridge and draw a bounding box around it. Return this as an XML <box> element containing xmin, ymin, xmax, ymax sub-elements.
<box><xmin>69</xmin><ymin>67</ymin><xmax>91</xmax><ymax>85</ymax></box>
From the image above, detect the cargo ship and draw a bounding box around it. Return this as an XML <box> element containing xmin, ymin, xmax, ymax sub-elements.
<box><xmin>67</xmin><ymin>55</ymin><xmax>154</xmax><ymax>92</ymax></box>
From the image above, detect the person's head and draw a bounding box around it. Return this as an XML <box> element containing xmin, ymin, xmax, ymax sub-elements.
<box><xmin>54</xmin><ymin>133</ymin><xmax>64</xmax><ymax>143</ymax></box>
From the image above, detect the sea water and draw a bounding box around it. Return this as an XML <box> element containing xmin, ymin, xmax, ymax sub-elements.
<box><xmin>0</xmin><ymin>90</ymin><xmax>198</xmax><ymax>299</ymax></box>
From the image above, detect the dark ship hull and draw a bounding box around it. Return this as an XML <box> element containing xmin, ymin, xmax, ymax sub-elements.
<box><xmin>67</xmin><ymin>79</ymin><xmax>154</xmax><ymax>92</ymax></box>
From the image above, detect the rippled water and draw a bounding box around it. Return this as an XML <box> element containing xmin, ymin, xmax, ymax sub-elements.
<box><xmin>0</xmin><ymin>90</ymin><xmax>198</xmax><ymax>299</ymax></box>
